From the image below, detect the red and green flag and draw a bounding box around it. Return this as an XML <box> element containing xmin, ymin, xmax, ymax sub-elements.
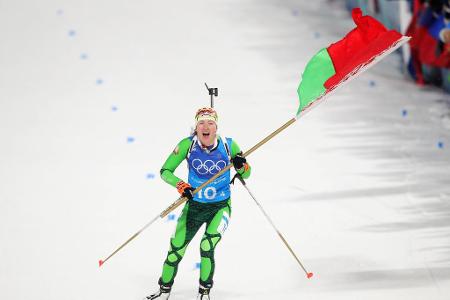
<box><xmin>297</xmin><ymin>8</ymin><xmax>409</xmax><ymax>115</ymax></box>
<box><xmin>99</xmin><ymin>8</ymin><xmax>411</xmax><ymax>270</ymax></box>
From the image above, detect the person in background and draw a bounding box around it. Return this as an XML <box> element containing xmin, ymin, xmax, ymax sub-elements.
<box><xmin>438</xmin><ymin>0</ymin><xmax>450</xmax><ymax>91</ymax></box>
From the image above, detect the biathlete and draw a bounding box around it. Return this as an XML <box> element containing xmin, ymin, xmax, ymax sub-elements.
<box><xmin>145</xmin><ymin>107</ymin><xmax>251</xmax><ymax>300</ymax></box>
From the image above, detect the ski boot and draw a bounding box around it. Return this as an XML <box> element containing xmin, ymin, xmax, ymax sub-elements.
<box><xmin>196</xmin><ymin>284</ymin><xmax>211</xmax><ymax>300</ymax></box>
<box><xmin>144</xmin><ymin>284</ymin><xmax>171</xmax><ymax>300</ymax></box>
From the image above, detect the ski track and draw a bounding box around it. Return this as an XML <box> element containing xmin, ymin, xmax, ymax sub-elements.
<box><xmin>0</xmin><ymin>0</ymin><xmax>449</xmax><ymax>299</ymax></box>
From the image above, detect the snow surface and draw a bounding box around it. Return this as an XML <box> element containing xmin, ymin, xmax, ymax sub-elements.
<box><xmin>1</xmin><ymin>0</ymin><xmax>449</xmax><ymax>299</ymax></box>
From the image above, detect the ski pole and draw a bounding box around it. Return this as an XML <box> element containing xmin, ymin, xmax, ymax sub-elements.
<box><xmin>231</xmin><ymin>174</ymin><xmax>313</xmax><ymax>279</ymax></box>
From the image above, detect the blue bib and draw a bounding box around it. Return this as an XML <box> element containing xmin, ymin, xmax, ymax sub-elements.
<box><xmin>187</xmin><ymin>136</ymin><xmax>232</xmax><ymax>203</ymax></box>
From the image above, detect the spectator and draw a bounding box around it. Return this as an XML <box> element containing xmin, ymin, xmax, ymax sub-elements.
<box><xmin>438</xmin><ymin>0</ymin><xmax>450</xmax><ymax>92</ymax></box>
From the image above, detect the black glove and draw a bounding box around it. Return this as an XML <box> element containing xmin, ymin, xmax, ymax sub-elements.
<box><xmin>182</xmin><ymin>186</ymin><xmax>195</xmax><ymax>200</ymax></box>
<box><xmin>232</xmin><ymin>153</ymin><xmax>247</xmax><ymax>170</ymax></box>
<box><xmin>177</xmin><ymin>182</ymin><xmax>195</xmax><ymax>200</ymax></box>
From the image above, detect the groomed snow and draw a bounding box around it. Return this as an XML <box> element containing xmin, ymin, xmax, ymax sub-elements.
<box><xmin>0</xmin><ymin>0</ymin><xmax>449</xmax><ymax>299</ymax></box>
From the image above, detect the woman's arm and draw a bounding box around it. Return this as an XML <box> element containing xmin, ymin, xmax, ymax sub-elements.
<box><xmin>160</xmin><ymin>138</ymin><xmax>192</xmax><ymax>187</ymax></box>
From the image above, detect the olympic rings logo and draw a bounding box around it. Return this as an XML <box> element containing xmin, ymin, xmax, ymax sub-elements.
<box><xmin>191</xmin><ymin>159</ymin><xmax>226</xmax><ymax>175</ymax></box>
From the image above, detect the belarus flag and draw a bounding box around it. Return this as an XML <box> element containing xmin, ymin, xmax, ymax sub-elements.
<box><xmin>297</xmin><ymin>8</ymin><xmax>406</xmax><ymax>114</ymax></box>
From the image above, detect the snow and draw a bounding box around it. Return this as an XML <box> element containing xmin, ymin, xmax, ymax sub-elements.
<box><xmin>0</xmin><ymin>0</ymin><xmax>449</xmax><ymax>299</ymax></box>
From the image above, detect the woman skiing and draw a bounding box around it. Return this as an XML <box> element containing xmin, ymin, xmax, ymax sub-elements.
<box><xmin>145</xmin><ymin>107</ymin><xmax>251</xmax><ymax>300</ymax></box>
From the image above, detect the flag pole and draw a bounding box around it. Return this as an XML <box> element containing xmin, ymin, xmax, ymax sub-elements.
<box><xmin>99</xmin><ymin>35</ymin><xmax>410</xmax><ymax>267</ymax></box>
<box><xmin>243</xmin><ymin>117</ymin><xmax>297</xmax><ymax>157</ymax></box>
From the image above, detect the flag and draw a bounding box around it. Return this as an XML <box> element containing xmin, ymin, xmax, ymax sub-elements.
<box><xmin>297</xmin><ymin>8</ymin><xmax>405</xmax><ymax>114</ymax></box>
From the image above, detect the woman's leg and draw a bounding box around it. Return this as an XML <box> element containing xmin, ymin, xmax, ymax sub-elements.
<box><xmin>159</xmin><ymin>202</ymin><xmax>203</xmax><ymax>287</ymax></box>
<box><xmin>199</xmin><ymin>200</ymin><xmax>231</xmax><ymax>288</ymax></box>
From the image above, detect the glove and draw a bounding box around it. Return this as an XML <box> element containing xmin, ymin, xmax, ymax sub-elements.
<box><xmin>176</xmin><ymin>181</ymin><xmax>195</xmax><ymax>200</ymax></box>
<box><xmin>232</xmin><ymin>153</ymin><xmax>247</xmax><ymax>170</ymax></box>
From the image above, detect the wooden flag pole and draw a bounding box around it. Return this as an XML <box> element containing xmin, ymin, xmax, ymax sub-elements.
<box><xmin>99</xmin><ymin>35</ymin><xmax>410</xmax><ymax>268</ymax></box>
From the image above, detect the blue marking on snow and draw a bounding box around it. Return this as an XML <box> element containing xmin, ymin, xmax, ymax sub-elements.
<box><xmin>111</xmin><ymin>106</ymin><xmax>118</xmax><ymax>112</ymax></box>
<box><xmin>402</xmin><ymin>109</ymin><xmax>408</xmax><ymax>117</ymax></box>
<box><xmin>167</xmin><ymin>214</ymin><xmax>176</xmax><ymax>221</ymax></box>
<box><xmin>146</xmin><ymin>173</ymin><xmax>155</xmax><ymax>179</ymax></box>
<box><xmin>438</xmin><ymin>141</ymin><xmax>444</xmax><ymax>149</ymax></box>
<box><xmin>369</xmin><ymin>80</ymin><xmax>376</xmax><ymax>87</ymax></box>
<box><xmin>96</xmin><ymin>78</ymin><xmax>104</xmax><ymax>85</ymax></box>
<box><xmin>127</xmin><ymin>137</ymin><xmax>135</xmax><ymax>143</ymax></box>
<box><xmin>80</xmin><ymin>53</ymin><xmax>88</xmax><ymax>60</ymax></box>
<box><xmin>68</xmin><ymin>30</ymin><xmax>76</xmax><ymax>37</ymax></box>
<box><xmin>195</xmin><ymin>262</ymin><xmax>201</xmax><ymax>269</ymax></box>
<box><xmin>314</xmin><ymin>32</ymin><xmax>321</xmax><ymax>39</ymax></box>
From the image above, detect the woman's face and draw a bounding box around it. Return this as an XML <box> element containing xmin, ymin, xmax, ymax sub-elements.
<box><xmin>196</xmin><ymin>120</ymin><xmax>217</xmax><ymax>147</ymax></box>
